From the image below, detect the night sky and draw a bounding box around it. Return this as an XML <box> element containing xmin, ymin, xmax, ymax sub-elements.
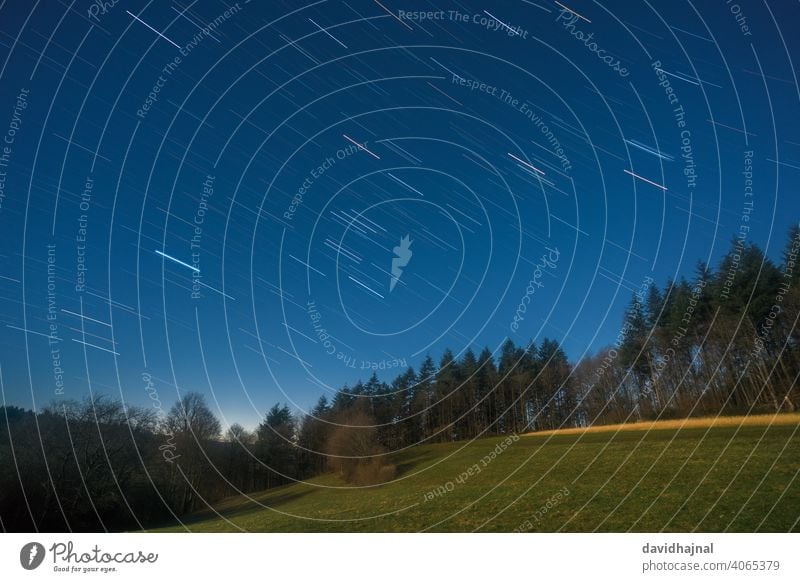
<box><xmin>0</xmin><ymin>0</ymin><xmax>798</xmax><ymax>429</ymax></box>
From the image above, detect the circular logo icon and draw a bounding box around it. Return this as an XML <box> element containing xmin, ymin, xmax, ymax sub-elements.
<box><xmin>19</xmin><ymin>542</ymin><xmax>45</xmax><ymax>570</ymax></box>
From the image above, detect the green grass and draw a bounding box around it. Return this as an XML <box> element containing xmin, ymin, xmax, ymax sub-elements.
<box><xmin>152</xmin><ymin>421</ymin><xmax>800</xmax><ymax>532</ymax></box>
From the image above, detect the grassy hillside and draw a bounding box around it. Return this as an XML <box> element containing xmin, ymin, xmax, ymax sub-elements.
<box><xmin>152</xmin><ymin>414</ymin><xmax>800</xmax><ymax>532</ymax></box>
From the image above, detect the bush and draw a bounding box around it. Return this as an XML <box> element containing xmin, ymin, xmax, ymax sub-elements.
<box><xmin>326</xmin><ymin>408</ymin><xmax>396</xmax><ymax>485</ymax></box>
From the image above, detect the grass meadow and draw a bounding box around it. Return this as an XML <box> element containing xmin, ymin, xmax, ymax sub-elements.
<box><xmin>152</xmin><ymin>414</ymin><xmax>800</xmax><ymax>532</ymax></box>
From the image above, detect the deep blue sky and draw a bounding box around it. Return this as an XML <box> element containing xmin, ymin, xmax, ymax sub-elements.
<box><xmin>0</xmin><ymin>0</ymin><xmax>798</xmax><ymax>429</ymax></box>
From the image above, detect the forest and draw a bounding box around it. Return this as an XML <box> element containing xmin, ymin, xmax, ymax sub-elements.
<box><xmin>1</xmin><ymin>226</ymin><xmax>799</xmax><ymax>531</ymax></box>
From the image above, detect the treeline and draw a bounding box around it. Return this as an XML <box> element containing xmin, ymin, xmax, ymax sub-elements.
<box><xmin>0</xmin><ymin>394</ymin><xmax>311</xmax><ymax>531</ymax></box>
<box><xmin>297</xmin><ymin>226</ymin><xmax>800</xmax><ymax>452</ymax></box>
<box><xmin>0</xmin><ymin>390</ymin><xmax>402</xmax><ymax>531</ymax></box>
<box><xmin>297</xmin><ymin>336</ymin><xmax>573</xmax><ymax>455</ymax></box>
<box><xmin>2</xmin><ymin>227</ymin><xmax>798</xmax><ymax>532</ymax></box>
<box><xmin>574</xmin><ymin>226</ymin><xmax>800</xmax><ymax>424</ymax></box>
